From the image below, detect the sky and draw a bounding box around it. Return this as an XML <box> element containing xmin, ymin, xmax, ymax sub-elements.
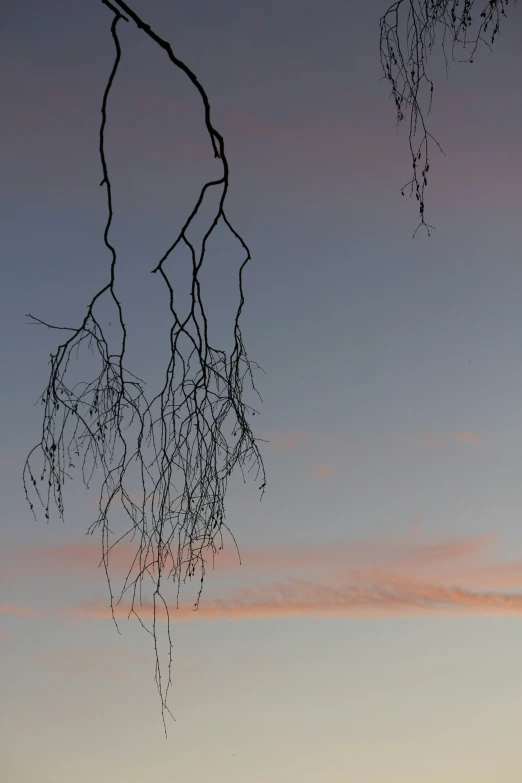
<box><xmin>1</xmin><ymin>0</ymin><xmax>522</xmax><ymax>780</ymax></box>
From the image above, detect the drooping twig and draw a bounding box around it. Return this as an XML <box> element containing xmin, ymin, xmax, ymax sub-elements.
<box><xmin>24</xmin><ymin>0</ymin><xmax>265</xmax><ymax>731</ymax></box>
<box><xmin>380</xmin><ymin>0</ymin><xmax>516</xmax><ymax>236</ymax></box>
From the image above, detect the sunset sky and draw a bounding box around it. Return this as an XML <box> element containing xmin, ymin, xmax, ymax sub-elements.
<box><xmin>2</xmin><ymin>1</ymin><xmax>522</xmax><ymax>781</ymax></box>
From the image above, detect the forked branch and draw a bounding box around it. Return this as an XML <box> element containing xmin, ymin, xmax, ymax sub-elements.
<box><xmin>380</xmin><ymin>0</ymin><xmax>516</xmax><ymax>235</ymax></box>
<box><xmin>24</xmin><ymin>0</ymin><xmax>265</xmax><ymax>731</ymax></box>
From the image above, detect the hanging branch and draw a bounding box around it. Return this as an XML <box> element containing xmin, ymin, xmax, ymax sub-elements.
<box><xmin>380</xmin><ymin>0</ymin><xmax>516</xmax><ymax>236</ymax></box>
<box><xmin>23</xmin><ymin>0</ymin><xmax>265</xmax><ymax>730</ymax></box>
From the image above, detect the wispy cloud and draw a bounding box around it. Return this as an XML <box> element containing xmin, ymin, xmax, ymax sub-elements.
<box><xmin>74</xmin><ymin>574</ymin><xmax>522</xmax><ymax>623</ymax></box>
<box><xmin>417</xmin><ymin>431</ymin><xmax>486</xmax><ymax>449</ymax></box>
<box><xmin>268</xmin><ymin>431</ymin><xmax>312</xmax><ymax>450</ymax></box>
<box><xmin>452</xmin><ymin>431</ymin><xmax>486</xmax><ymax>447</ymax></box>
<box><xmin>6</xmin><ymin>529</ymin><xmax>522</xmax><ymax>623</ymax></box>
<box><xmin>0</xmin><ymin>603</ymin><xmax>38</xmax><ymax>618</ymax></box>
<box><xmin>311</xmin><ymin>464</ymin><xmax>334</xmax><ymax>478</ymax></box>
<box><xmin>9</xmin><ymin>525</ymin><xmax>522</xmax><ymax>624</ymax></box>
<box><xmin>265</xmin><ymin>429</ymin><xmax>487</xmax><ymax>454</ymax></box>
<box><xmin>1</xmin><ymin>530</ymin><xmax>497</xmax><ymax>581</ymax></box>
<box><xmin>67</xmin><ymin>530</ymin><xmax>522</xmax><ymax>623</ymax></box>
<box><xmin>3</xmin><ymin>538</ymin><xmax>147</xmax><ymax>583</ymax></box>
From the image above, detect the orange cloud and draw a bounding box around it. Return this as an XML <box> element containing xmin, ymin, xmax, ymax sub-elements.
<box><xmin>238</xmin><ymin>531</ymin><xmax>494</xmax><ymax>575</ymax></box>
<box><xmin>68</xmin><ymin>529</ymin><xmax>522</xmax><ymax>623</ymax></box>
<box><xmin>452</xmin><ymin>431</ymin><xmax>486</xmax><ymax>447</ymax></box>
<box><xmin>459</xmin><ymin>559</ymin><xmax>522</xmax><ymax>588</ymax></box>
<box><xmin>0</xmin><ymin>603</ymin><xmax>38</xmax><ymax>618</ymax></box>
<box><xmin>4</xmin><ymin>538</ymin><xmax>154</xmax><ymax>582</ymax></box>
<box><xmin>417</xmin><ymin>436</ymin><xmax>444</xmax><ymax>447</ymax></box>
<box><xmin>10</xmin><ymin>525</ymin><xmax>522</xmax><ymax>627</ymax></box>
<box><xmin>3</xmin><ymin>530</ymin><xmax>496</xmax><ymax>582</ymax></box>
<box><xmin>7</xmin><ymin>528</ymin><xmax>522</xmax><ymax>623</ymax></box>
<box><xmin>417</xmin><ymin>431</ymin><xmax>486</xmax><ymax>449</ymax></box>
<box><xmin>312</xmin><ymin>464</ymin><xmax>334</xmax><ymax>478</ymax></box>
<box><xmin>268</xmin><ymin>431</ymin><xmax>311</xmax><ymax>450</ymax></box>
<box><xmin>74</xmin><ymin>573</ymin><xmax>522</xmax><ymax>623</ymax></box>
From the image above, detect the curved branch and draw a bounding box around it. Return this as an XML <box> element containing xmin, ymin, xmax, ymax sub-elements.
<box><xmin>380</xmin><ymin>0</ymin><xmax>516</xmax><ymax>236</ymax></box>
<box><xmin>24</xmin><ymin>0</ymin><xmax>265</xmax><ymax>731</ymax></box>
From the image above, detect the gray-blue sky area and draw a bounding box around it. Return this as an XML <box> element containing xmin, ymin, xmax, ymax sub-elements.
<box><xmin>2</xmin><ymin>2</ymin><xmax>522</xmax><ymax>782</ymax></box>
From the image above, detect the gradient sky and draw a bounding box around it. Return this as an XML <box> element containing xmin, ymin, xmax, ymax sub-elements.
<box><xmin>2</xmin><ymin>1</ymin><xmax>522</xmax><ymax>781</ymax></box>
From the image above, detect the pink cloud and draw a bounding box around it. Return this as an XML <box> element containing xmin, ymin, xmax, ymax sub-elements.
<box><xmin>459</xmin><ymin>560</ymin><xmax>522</xmax><ymax>588</ymax></box>
<box><xmin>417</xmin><ymin>431</ymin><xmax>486</xmax><ymax>449</ymax></box>
<box><xmin>268</xmin><ymin>431</ymin><xmax>312</xmax><ymax>450</ymax></box>
<box><xmin>417</xmin><ymin>436</ymin><xmax>444</xmax><ymax>448</ymax></box>
<box><xmin>3</xmin><ymin>529</ymin><xmax>496</xmax><ymax>582</ymax></box>
<box><xmin>236</xmin><ymin>531</ymin><xmax>495</xmax><ymax>576</ymax></box>
<box><xmin>68</xmin><ymin>529</ymin><xmax>522</xmax><ymax>623</ymax></box>
<box><xmin>7</xmin><ymin>528</ymin><xmax>522</xmax><ymax>623</ymax></box>
<box><xmin>312</xmin><ymin>464</ymin><xmax>334</xmax><ymax>478</ymax></box>
<box><xmin>0</xmin><ymin>603</ymin><xmax>38</xmax><ymax>618</ymax></box>
<box><xmin>3</xmin><ymin>538</ymin><xmax>156</xmax><ymax>584</ymax></box>
<box><xmin>452</xmin><ymin>431</ymin><xmax>486</xmax><ymax>448</ymax></box>
<box><xmin>74</xmin><ymin>573</ymin><xmax>522</xmax><ymax>623</ymax></box>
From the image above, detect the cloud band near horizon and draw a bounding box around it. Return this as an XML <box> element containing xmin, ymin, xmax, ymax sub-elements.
<box><xmin>74</xmin><ymin>572</ymin><xmax>522</xmax><ymax>623</ymax></box>
<box><xmin>5</xmin><ymin>528</ymin><xmax>522</xmax><ymax>623</ymax></box>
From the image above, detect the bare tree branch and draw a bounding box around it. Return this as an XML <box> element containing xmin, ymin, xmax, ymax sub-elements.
<box><xmin>380</xmin><ymin>0</ymin><xmax>517</xmax><ymax>236</ymax></box>
<box><xmin>23</xmin><ymin>0</ymin><xmax>265</xmax><ymax>731</ymax></box>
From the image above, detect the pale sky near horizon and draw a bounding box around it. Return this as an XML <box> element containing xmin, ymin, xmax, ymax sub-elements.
<box><xmin>2</xmin><ymin>1</ymin><xmax>522</xmax><ymax>781</ymax></box>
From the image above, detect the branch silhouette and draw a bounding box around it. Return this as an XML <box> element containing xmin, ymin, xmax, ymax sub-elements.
<box><xmin>23</xmin><ymin>0</ymin><xmax>265</xmax><ymax>731</ymax></box>
<box><xmin>380</xmin><ymin>0</ymin><xmax>516</xmax><ymax>236</ymax></box>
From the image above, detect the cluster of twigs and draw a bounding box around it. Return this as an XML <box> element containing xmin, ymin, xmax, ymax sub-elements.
<box><xmin>380</xmin><ymin>0</ymin><xmax>516</xmax><ymax>235</ymax></box>
<box><xmin>23</xmin><ymin>0</ymin><xmax>265</xmax><ymax>729</ymax></box>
